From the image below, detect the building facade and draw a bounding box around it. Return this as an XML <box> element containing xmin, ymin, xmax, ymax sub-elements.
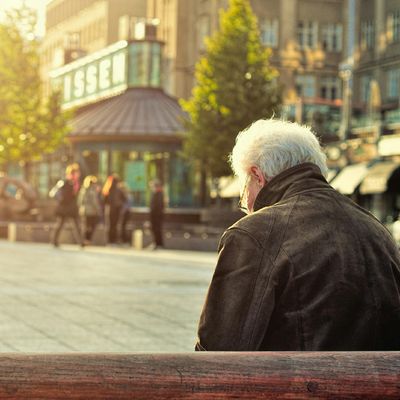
<box><xmin>326</xmin><ymin>0</ymin><xmax>400</xmax><ymax>224</ymax></box>
<box><xmin>146</xmin><ymin>0</ymin><xmax>400</xmax><ymax>222</ymax></box>
<box><xmin>40</xmin><ymin>0</ymin><xmax>147</xmax><ymax>94</ymax></box>
<box><xmin>352</xmin><ymin>0</ymin><xmax>400</xmax><ymax>132</ymax></box>
<box><xmin>35</xmin><ymin>0</ymin><xmax>400</xmax><ymax>221</ymax></box>
<box><xmin>147</xmin><ymin>0</ymin><xmax>346</xmax><ymax>141</ymax></box>
<box><xmin>37</xmin><ymin>0</ymin><xmax>201</xmax><ymax>210</ymax></box>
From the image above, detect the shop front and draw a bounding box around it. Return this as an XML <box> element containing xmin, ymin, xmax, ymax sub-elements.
<box><xmin>75</xmin><ymin>141</ymin><xmax>196</xmax><ymax>208</ymax></box>
<box><xmin>49</xmin><ymin>38</ymin><xmax>201</xmax><ymax>211</ymax></box>
<box><xmin>359</xmin><ymin>160</ymin><xmax>400</xmax><ymax>222</ymax></box>
<box><xmin>69</xmin><ymin>87</ymin><xmax>198</xmax><ymax>208</ymax></box>
<box><xmin>327</xmin><ymin>136</ymin><xmax>400</xmax><ymax>223</ymax></box>
<box><xmin>330</xmin><ymin>162</ymin><xmax>370</xmax><ymax>199</ymax></box>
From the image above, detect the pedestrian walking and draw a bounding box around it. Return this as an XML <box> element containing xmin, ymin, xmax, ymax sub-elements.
<box><xmin>102</xmin><ymin>174</ymin><xmax>126</xmax><ymax>244</ymax></box>
<box><xmin>149</xmin><ymin>179</ymin><xmax>165</xmax><ymax>249</ymax></box>
<box><xmin>78</xmin><ymin>175</ymin><xmax>103</xmax><ymax>245</ymax></box>
<box><xmin>50</xmin><ymin>163</ymin><xmax>84</xmax><ymax>248</ymax></box>
<box><xmin>196</xmin><ymin>118</ymin><xmax>400</xmax><ymax>351</ymax></box>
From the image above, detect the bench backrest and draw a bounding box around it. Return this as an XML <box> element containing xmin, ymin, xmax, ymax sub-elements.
<box><xmin>1</xmin><ymin>352</ymin><xmax>399</xmax><ymax>399</ymax></box>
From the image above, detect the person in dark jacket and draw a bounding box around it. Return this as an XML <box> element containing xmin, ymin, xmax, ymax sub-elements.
<box><xmin>196</xmin><ymin>119</ymin><xmax>400</xmax><ymax>351</ymax></box>
<box><xmin>102</xmin><ymin>174</ymin><xmax>126</xmax><ymax>244</ymax></box>
<box><xmin>149</xmin><ymin>179</ymin><xmax>165</xmax><ymax>249</ymax></box>
<box><xmin>78</xmin><ymin>175</ymin><xmax>102</xmax><ymax>244</ymax></box>
<box><xmin>119</xmin><ymin>181</ymin><xmax>133</xmax><ymax>244</ymax></box>
<box><xmin>50</xmin><ymin>163</ymin><xmax>84</xmax><ymax>248</ymax></box>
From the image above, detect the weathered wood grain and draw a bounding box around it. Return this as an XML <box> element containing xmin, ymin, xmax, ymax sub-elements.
<box><xmin>0</xmin><ymin>352</ymin><xmax>398</xmax><ymax>399</ymax></box>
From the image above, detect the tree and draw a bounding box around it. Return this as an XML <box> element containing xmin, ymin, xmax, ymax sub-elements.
<box><xmin>181</xmin><ymin>0</ymin><xmax>281</xmax><ymax>179</ymax></box>
<box><xmin>0</xmin><ymin>4</ymin><xmax>70</xmax><ymax>177</ymax></box>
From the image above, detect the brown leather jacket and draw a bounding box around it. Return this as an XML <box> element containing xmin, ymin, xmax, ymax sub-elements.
<box><xmin>196</xmin><ymin>163</ymin><xmax>400</xmax><ymax>351</ymax></box>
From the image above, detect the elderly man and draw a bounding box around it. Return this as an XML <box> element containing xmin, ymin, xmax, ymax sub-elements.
<box><xmin>196</xmin><ymin>119</ymin><xmax>400</xmax><ymax>351</ymax></box>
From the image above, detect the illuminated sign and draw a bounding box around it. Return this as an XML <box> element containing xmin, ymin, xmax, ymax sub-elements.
<box><xmin>50</xmin><ymin>40</ymin><xmax>162</xmax><ymax>110</ymax></box>
<box><xmin>50</xmin><ymin>41</ymin><xmax>128</xmax><ymax>109</ymax></box>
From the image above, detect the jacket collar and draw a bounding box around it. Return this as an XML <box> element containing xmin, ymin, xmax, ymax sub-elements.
<box><xmin>253</xmin><ymin>163</ymin><xmax>329</xmax><ymax>211</ymax></box>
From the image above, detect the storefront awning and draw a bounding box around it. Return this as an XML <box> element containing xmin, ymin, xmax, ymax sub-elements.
<box><xmin>330</xmin><ymin>163</ymin><xmax>369</xmax><ymax>195</ymax></box>
<box><xmin>359</xmin><ymin>161</ymin><xmax>400</xmax><ymax>195</ymax></box>
<box><xmin>70</xmin><ymin>88</ymin><xmax>186</xmax><ymax>139</ymax></box>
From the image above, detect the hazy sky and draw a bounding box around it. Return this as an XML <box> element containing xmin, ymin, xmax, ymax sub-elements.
<box><xmin>0</xmin><ymin>0</ymin><xmax>48</xmax><ymax>36</ymax></box>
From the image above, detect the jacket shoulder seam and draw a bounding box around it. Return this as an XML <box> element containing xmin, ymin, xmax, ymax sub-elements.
<box><xmin>267</xmin><ymin>194</ymin><xmax>300</xmax><ymax>262</ymax></box>
<box><xmin>223</xmin><ymin>226</ymin><xmax>263</xmax><ymax>248</ymax></box>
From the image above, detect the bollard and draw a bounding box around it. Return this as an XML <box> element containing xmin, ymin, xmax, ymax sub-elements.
<box><xmin>8</xmin><ymin>222</ymin><xmax>17</xmax><ymax>242</ymax></box>
<box><xmin>132</xmin><ymin>229</ymin><xmax>144</xmax><ymax>250</ymax></box>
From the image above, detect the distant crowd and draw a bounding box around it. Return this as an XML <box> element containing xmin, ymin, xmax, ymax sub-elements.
<box><xmin>50</xmin><ymin>163</ymin><xmax>164</xmax><ymax>249</ymax></box>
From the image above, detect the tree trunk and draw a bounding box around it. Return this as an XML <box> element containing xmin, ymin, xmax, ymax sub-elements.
<box><xmin>23</xmin><ymin>161</ymin><xmax>31</xmax><ymax>182</ymax></box>
<box><xmin>200</xmin><ymin>167</ymin><xmax>208</xmax><ymax>207</ymax></box>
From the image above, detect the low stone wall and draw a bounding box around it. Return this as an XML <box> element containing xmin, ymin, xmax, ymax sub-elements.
<box><xmin>134</xmin><ymin>228</ymin><xmax>219</xmax><ymax>252</ymax></box>
<box><xmin>5</xmin><ymin>222</ymin><xmax>220</xmax><ymax>251</ymax></box>
<box><xmin>7</xmin><ymin>222</ymin><xmax>107</xmax><ymax>246</ymax></box>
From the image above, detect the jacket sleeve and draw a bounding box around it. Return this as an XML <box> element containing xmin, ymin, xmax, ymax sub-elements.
<box><xmin>49</xmin><ymin>180</ymin><xmax>64</xmax><ymax>199</ymax></box>
<box><xmin>196</xmin><ymin>228</ymin><xmax>275</xmax><ymax>351</ymax></box>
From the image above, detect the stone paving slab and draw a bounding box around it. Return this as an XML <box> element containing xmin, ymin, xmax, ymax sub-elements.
<box><xmin>0</xmin><ymin>241</ymin><xmax>217</xmax><ymax>352</ymax></box>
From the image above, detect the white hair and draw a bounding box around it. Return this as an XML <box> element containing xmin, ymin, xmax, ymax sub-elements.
<box><xmin>230</xmin><ymin>119</ymin><xmax>328</xmax><ymax>182</ymax></box>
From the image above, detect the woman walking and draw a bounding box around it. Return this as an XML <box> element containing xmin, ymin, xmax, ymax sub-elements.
<box><xmin>102</xmin><ymin>174</ymin><xmax>126</xmax><ymax>244</ymax></box>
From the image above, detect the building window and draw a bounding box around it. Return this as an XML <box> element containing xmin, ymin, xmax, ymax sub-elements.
<box><xmin>129</xmin><ymin>42</ymin><xmax>162</xmax><ymax>87</ymax></box>
<box><xmin>65</xmin><ymin>32</ymin><xmax>80</xmax><ymax>49</ymax></box>
<box><xmin>360</xmin><ymin>75</ymin><xmax>372</xmax><ymax>102</ymax></box>
<box><xmin>260</xmin><ymin>19</ymin><xmax>278</xmax><ymax>48</ymax></box>
<box><xmin>296</xmin><ymin>75</ymin><xmax>316</xmax><ymax>98</ymax></box>
<box><xmin>197</xmin><ymin>14</ymin><xmax>210</xmax><ymax>51</ymax></box>
<box><xmin>387</xmin><ymin>68</ymin><xmax>400</xmax><ymax>99</ymax></box>
<box><xmin>361</xmin><ymin>20</ymin><xmax>374</xmax><ymax>50</ymax></box>
<box><xmin>150</xmin><ymin>44</ymin><xmax>162</xmax><ymax>87</ymax></box>
<box><xmin>298</xmin><ymin>21</ymin><xmax>318</xmax><ymax>49</ymax></box>
<box><xmin>387</xmin><ymin>10</ymin><xmax>400</xmax><ymax>43</ymax></box>
<box><xmin>321</xmin><ymin>23</ymin><xmax>342</xmax><ymax>52</ymax></box>
<box><xmin>320</xmin><ymin>77</ymin><xmax>341</xmax><ymax>100</ymax></box>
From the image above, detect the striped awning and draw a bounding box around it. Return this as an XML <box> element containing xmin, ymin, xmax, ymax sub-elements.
<box><xmin>330</xmin><ymin>163</ymin><xmax>369</xmax><ymax>195</ymax></box>
<box><xmin>359</xmin><ymin>161</ymin><xmax>400</xmax><ymax>195</ymax></box>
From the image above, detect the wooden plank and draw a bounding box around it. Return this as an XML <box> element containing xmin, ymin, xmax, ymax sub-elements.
<box><xmin>0</xmin><ymin>352</ymin><xmax>398</xmax><ymax>399</ymax></box>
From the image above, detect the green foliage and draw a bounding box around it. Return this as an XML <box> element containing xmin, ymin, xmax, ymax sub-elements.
<box><xmin>181</xmin><ymin>0</ymin><xmax>281</xmax><ymax>177</ymax></box>
<box><xmin>0</xmin><ymin>5</ymin><xmax>70</xmax><ymax>166</ymax></box>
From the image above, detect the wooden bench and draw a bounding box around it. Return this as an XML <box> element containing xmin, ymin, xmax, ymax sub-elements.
<box><xmin>0</xmin><ymin>352</ymin><xmax>398</xmax><ymax>399</ymax></box>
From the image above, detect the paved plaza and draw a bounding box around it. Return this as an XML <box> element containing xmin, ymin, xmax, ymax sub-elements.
<box><xmin>0</xmin><ymin>241</ymin><xmax>217</xmax><ymax>352</ymax></box>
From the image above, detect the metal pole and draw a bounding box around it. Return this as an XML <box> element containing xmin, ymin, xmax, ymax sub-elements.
<box><xmin>339</xmin><ymin>0</ymin><xmax>356</xmax><ymax>141</ymax></box>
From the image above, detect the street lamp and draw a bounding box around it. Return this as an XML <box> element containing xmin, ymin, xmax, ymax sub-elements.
<box><xmin>338</xmin><ymin>0</ymin><xmax>356</xmax><ymax>141</ymax></box>
<box><xmin>339</xmin><ymin>66</ymin><xmax>353</xmax><ymax>141</ymax></box>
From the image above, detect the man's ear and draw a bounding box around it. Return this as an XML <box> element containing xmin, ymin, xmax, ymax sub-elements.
<box><xmin>250</xmin><ymin>166</ymin><xmax>267</xmax><ymax>187</ymax></box>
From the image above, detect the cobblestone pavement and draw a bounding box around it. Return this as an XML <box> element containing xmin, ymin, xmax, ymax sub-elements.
<box><xmin>0</xmin><ymin>241</ymin><xmax>217</xmax><ymax>352</ymax></box>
